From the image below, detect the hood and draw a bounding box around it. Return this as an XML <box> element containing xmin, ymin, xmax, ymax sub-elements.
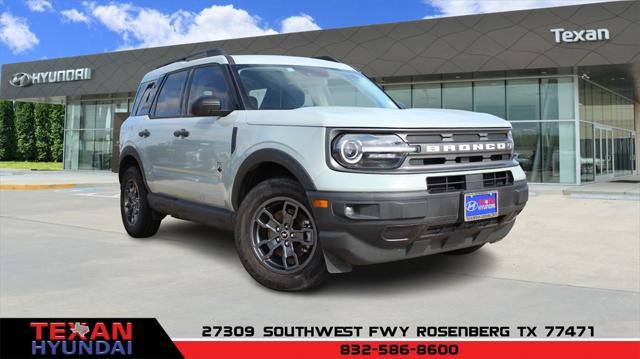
<box><xmin>244</xmin><ymin>107</ymin><xmax>511</xmax><ymax>129</ymax></box>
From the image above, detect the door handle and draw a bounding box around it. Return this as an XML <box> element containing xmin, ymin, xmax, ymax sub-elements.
<box><xmin>173</xmin><ymin>129</ymin><xmax>189</xmax><ymax>138</ymax></box>
<box><xmin>138</xmin><ymin>129</ymin><xmax>150</xmax><ymax>138</ymax></box>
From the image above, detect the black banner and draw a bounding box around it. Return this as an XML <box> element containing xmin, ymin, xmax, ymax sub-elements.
<box><xmin>0</xmin><ymin>318</ymin><xmax>182</xmax><ymax>358</ymax></box>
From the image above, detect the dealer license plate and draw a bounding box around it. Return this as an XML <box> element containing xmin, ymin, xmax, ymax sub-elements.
<box><xmin>464</xmin><ymin>191</ymin><xmax>498</xmax><ymax>222</ymax></box>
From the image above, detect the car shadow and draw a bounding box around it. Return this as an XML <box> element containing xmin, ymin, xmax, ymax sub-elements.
<box><xmin>147</xmin><ymin>219</ymin><xmax>499</xmax><ymax>295</ymax></box>
<box><xmin>321</xmin><ymin>250</ymin><xmax>498</xmax><ymax>295</ymax></box>
<box><xmin>150</xmin><ymin>219</ymin><xmax>238</xmax><ymax>265</ymax></box>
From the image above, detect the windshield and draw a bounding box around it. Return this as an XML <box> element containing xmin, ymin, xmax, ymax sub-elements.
<box><xmin>232</xmin><ymin>65</ymin><xmax>398</xmax><ymax>110</ymax></box>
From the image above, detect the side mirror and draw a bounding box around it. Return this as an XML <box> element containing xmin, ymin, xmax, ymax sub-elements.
<box><xmin>190</xmin><ymin>96</ymin><xmax>232</xmax><ymax>117</ymax></box>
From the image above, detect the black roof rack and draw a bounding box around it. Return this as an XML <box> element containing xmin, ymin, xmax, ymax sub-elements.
<box><xmin>313</xmin><ymin>55</ymin><xmax>340</xmax><ymax>63</ymax></box>
<box><xmin>156</xmin><ymin>48</ymin><xmax>228</xmax><ymax>69</ymax></box>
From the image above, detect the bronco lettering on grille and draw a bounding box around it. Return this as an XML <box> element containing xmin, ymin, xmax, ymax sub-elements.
<box><xmin>422</xmin><ymin>142</ymin><xmax>513</xmax><ymax>154</ymax></box>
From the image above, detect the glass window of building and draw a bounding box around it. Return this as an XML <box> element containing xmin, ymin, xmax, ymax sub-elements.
<box><xmin>82</xmin><ymin>102</ymin><xmax>97</xmax><ymax>128</ymax></box>
<box><xmin>412</xmin><ymin>83</ymin><xmax>441</xmax><ymax>108</ymax></box>
<box><xmin>602</xmin><ymin>91</ymin><xmax>612</xmax><ymax>126</ymax></box>
<box><xmin>506</xmin><ymin>79</ymin><xmax>540</xmax><ymax>121</ymax></box>
<box><xmin>95</xmin><ymin>101</ymin><xmax>112</xmax><ymax>129</ymax></box>
<box><xmin>511</xmin><ymin>121</ymin><xmax>541</xmax><ymax>181</ymax></box>
<box><xmin>580</xmin><ymin>122</ymin><xmax>594</xmax><ymax>183</ymax></box>
<box><xmin>442</xmin><ymin>82</ymin><xmax>472</xmax><ymax>111</ymax></box>
<box><xmin>591</xmin><ymin>85</ymin><xmax>603</xmax><ymax>123</ymax></box>
<box><xmin>540</xmin><ymin>122</ymin><xmax>576</xmax><ymax>183</ymax></box>
<box><xmin>473</xmin><ymin>80</ymin><xmax>505</xmax><ymax>118</ymax></box>
<box><xmin>540</xmin><ymin>77</ymin><xmax>574</xmax><ymax>120</ymax></box>
<box><xmin>114</xmin><ymin>99</ymin><xmax>129</xmax><ymax>113</ymax></box>
<box><xmin>384</xmin><ymin>85</ymin><xmax>412</xmax><ymax>108</ymax></box>
<box><xmin>65</xmin><ymin>102</ymin><xmax>81</xmax><ymax>130</ymax></box>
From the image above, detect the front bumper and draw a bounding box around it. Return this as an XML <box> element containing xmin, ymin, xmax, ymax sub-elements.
<box><xmin>307</xmin><ymin>180</ymin><xmax>528</xmax><ymax>273</ymax></box>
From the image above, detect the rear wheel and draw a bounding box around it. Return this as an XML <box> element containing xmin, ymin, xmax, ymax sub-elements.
<box><xmin>235</xmin><ymin>177</ymin><xmax>326</xmax><ymax>291</ymax></box>
<box><xmin>445</xmin><ymin>244</ymin><xmax>485</xmax><ymax>255</ymax></box>
<box><xmin>120</xmin><ymin>166</ymin><xmax>162</xmax><ymax>238</ymax></box>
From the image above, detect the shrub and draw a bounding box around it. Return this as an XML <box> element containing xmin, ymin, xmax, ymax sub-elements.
<box><xmin>0</xmin><ymin>100</ymin><xmax>16</xmax><ymax>160</ymax></box>
<box><xmin>34</xmin><ymin>103</ymin><xmax>51</xmax><ymax>161</ymax></box>
<box><xmin>14</xmin><ymin>102</ymin><xmax>36</xmax><ymax>161</ymax></box>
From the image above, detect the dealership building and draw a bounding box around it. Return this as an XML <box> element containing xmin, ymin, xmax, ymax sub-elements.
<box><xmin>1</xmin><ymin>0</ymin><xmax>638</xmax><ymax>185</ymax></box>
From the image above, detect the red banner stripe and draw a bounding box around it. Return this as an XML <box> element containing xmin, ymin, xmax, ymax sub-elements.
<box><xmin>175</xmin><ymin>340</ymin><xmax>640</xmax><ymax>359</ymax></box>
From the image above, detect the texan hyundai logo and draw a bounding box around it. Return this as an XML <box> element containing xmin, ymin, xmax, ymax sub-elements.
<box><xmin>9</xmin><ymin>68</ymin><xmax>92</xmax><ymax>87</ymax></box>
<box><xmin>9</xmin><ymin>72</ymin><xmax>32</xmax><ymax>87</ymax></box>
<box><xmin>423</xmin><ymin>142</ymin><xmax>513</xmax><ymax>154</ymax></box>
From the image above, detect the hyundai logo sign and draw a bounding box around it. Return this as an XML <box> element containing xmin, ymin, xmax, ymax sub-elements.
<box><xmin>9</xmin><ymin>72</ymin><xmax>32</xmax><ymax>87</ymax></box>
<box><xmin>9</xmin><ymin>68</ymin><xmax>92</xmax><ymax>87</ymax></box>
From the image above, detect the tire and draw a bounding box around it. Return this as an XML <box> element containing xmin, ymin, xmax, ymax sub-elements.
<box><xmin>120</xmin><ymin>166</ymin><xmax>162</xmax><ymax>238</ymax></box>
<box><xmin>235</xmin><ymin>177</ymin><xmax>326</xmax><ymax>291</ymax></box>
<box><xmin>444</xmin><ymin>244</ymin><xmax>485</xmax><ymax>255</ymax></box>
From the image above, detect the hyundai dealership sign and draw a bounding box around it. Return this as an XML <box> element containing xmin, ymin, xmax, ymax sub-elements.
<box><xmin>550</xmin><ymin>28</ymin><xmax>610</xmax><ymax>43</ymax></box>
<box><xmin>9</xmin><ymin>68</ymin><xmax>92</xmax><ymax>87</ymax></box>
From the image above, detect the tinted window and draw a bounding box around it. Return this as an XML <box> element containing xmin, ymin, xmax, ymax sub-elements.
<box><xmin>233</xmin><ymin>65</ymin><xmax>397</xmax><ymax>110</ymax></box>
<box><xmin>187</xmin><ymin>66</ymin><xmax>232</xmax><ymax>113</ymax></box>
<box><xmin>154</xmin><ymin>71</ymin><xmax>188</xmax><ymax>117</ymax></box>
<box><xmin>131</xmin><ymin>82</ymin><xmax>146</xmax><ymax>115</ymax></box>
<box><xmin>135</xmin><ymin>81</ymin><xmax>158</xmax><ymax>116</ymax></box>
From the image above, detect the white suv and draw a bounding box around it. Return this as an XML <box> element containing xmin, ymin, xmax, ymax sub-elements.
<box><xmin>118</xmin><ymin>49</ymin><xmax>528</xmax><ymax>291</ymax></box>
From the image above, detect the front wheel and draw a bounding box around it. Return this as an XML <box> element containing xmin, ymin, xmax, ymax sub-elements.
<box><xmin>235</xmin><ymin>178</ymin><xmax>326</xmax><ymax>291</ymax></box>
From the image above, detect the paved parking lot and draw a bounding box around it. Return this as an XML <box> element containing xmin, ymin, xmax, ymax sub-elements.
<box><xmin>1</xmin><ymin>185</ymin><xmax>639</xmax><ymax>338</ymax></box>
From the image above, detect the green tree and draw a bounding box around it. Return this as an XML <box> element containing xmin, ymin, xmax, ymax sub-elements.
<box><xmin>49</xmin><ymin>104</ymin><xmax>65</xmax><ymax>162</ymax></box>
<box><xmin>34</xmin><ymin>103</ymin><xmax>51</xmax><ymax>161</ymax></box>
<box><xmin>0</xmin><ymin>100</ymin><xmax>16</xmax><ymax>160</ymax></box>
<box><xmin>14</xmin><ymin>102</ymin><xmax>36</xmax><ymax>161</ymax></box>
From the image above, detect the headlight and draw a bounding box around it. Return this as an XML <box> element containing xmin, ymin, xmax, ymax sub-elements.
<box><xmin>331</xmin><ymin>134</ymin><xmax>419</xmax><ymax>170</ymax></box>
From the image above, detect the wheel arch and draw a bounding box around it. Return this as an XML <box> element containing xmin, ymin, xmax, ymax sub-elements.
<box><xmin>118</xmin><ymin>146</ymin><xmax>149</xmax><ymax>190</ymax></box>
<box><xmin>231</xmin><ymin>149</ymin><xmax>316</xmax><ymax>211</ymax></box>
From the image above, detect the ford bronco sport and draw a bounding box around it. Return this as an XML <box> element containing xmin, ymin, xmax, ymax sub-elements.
<box><xmin>119</xmin><ymin>49</ymin><xmax>528</xmax><ymax>291</ymax></box>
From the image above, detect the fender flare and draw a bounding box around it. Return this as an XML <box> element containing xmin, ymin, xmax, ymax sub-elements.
<box><xmin>118</xmin><ymin>146</ymin><xmax>149</xmax><ymax>190</ymax></box>
<box><xmin>231</xmin><ymin>149</ymin><xmax>316</xmax><ymax>210</ymax></box>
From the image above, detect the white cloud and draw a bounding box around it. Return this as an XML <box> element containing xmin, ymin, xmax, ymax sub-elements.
<box><xmin>0</xmin><ymin>12</ymin><xmax>39</xmax><ymax>53</ymax></box>
<box><xmin>61</xmin><ymin>8</ymin><xmax>91</xmax><ymax>24</ymax></box>
<box><xmin>281</xmin><ymin>14</ymin><xmax>321</xmax><ymax>33</ymax></box>
<box><xmin>26</xmin><ymin>0</ymin><xmax>53</xmax><ymax>12</ymax></box>
<box><xmin>425</xmin><ymin>0</ymin><xmax>618</xmax><ymax>17</ymax></box>
<box><xmin>80</xmin><ymin>3</ymin><xmax>321</xmax><ymax>50</ymax></box>
<box><xmin>86</xmin><ymin>3</ymin><xmax>279</xmax><ymax>49</ymax></box>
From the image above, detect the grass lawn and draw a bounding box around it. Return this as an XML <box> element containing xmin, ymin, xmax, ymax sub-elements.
<box><xmin>0</xmin><ymin>161</ymin><xmax>63</xmax><ymax>170</ymax></box>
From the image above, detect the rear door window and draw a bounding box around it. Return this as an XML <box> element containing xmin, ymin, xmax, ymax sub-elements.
<box><xmin>153</xmin><ymin>70</ymin><xmax>189</xmax><ymax>118</ymax></box>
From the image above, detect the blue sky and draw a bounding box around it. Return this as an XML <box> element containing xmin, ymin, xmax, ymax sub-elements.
<box><xmin>0</xmin><ymin>0</ymin><xmax>615</xmax><ymax>65</ymax></box>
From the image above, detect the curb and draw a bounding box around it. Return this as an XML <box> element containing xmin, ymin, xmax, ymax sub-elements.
<box><xmin>566</xmin><ymin>192</ymin><xmax>640</xmax><ymax>201</ymax></box>
<box><xmin>0</xmin><ymin>183</ymin><xmax>117</xmax><ymax>190</ymax></box>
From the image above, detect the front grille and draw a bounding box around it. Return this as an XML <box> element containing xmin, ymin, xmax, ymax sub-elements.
<box><xmin>482</xmin><ymin>171</ymin><xmax>514</xmax><ymax>188</ymax></box>
<box><xmin>427</xmin><ymin>175</ymin><xmax>466</xmax><ymax>194</ymax></box>
<box><xmin>427</xmin><ymin>171</ymin><xmax>514</xmax><ymax>194</ymax></box>
<box><xmin>398</xmin><ymin>128</ymin><xmax>513</xmax><ymax>172</ymax></box>
<box><xmin>383</xmin><ymin>225</ymin><xmax>415</xmax><ymax>240</ymax></box>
